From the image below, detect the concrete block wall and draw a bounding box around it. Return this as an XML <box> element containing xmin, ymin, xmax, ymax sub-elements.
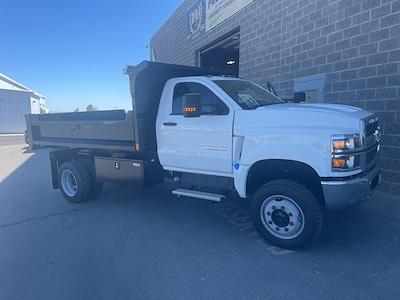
<box><xmin>151</xmin><ymin>0</ymin><xmax>400</xmax><ymax>193</ymax></box>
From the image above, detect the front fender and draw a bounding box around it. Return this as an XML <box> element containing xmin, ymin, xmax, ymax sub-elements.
<box><xmin>233</xmin><ymin>132</ymin><xmax>332</xmax><ymax>198</ymax></box>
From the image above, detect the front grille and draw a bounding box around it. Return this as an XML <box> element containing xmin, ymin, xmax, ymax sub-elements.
<box><xmin>360</xmin><ymin>115</ymin><xmax>380</xmax><ymax>171</ymax></box>
<box><xmin>365</xmin><ymin>117</ymin><xmax>379</xmax><ymax>137</ymax></box>
<box><xmin>366</xmin><ymin>146</ymin><xmax>378</xmax><ymax>165</ymax></box>
<box><xmin>363</xmin><ymin>116</ymin><xmax>380</xmax><ymax>151</ymax></box>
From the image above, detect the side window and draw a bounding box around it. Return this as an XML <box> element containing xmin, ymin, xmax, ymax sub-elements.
<box><xmin>172</xmin><ymin>82</ymin><xmax>229</xmax><ymax>115</ymax></box>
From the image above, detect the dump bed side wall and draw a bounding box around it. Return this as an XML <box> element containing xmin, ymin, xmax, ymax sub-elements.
<box><xmin>37</xmin><ymin>121</ymin><xmax>133</xmax><ymax>141</ymax></box>
<box><xmin>25</xmin><ymin>110</ymin><xmax>135</xmax><ymax>151</ymax></box>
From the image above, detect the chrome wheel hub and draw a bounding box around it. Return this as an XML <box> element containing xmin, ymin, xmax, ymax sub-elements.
<box><xmin>61</xmin><ymin>169</ymin><xmax>78</xmax><ymax>197</ymax></box>
<box><xmin>260</xmin><ymin>195</ymin><xmax>305</xmax><ymax>239</ymax></box>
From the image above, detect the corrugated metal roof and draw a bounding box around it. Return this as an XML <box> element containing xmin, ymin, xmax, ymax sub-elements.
<box><xmin>0</xmin><ymin>72</ymin><xmax>45</xmax><ymax>99</ymax></box>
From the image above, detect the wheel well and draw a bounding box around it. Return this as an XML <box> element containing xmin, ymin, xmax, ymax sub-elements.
<box><xmin>50</xmin><ymin>149</ymin><xmax>95</xmax><ymax>189</ymax></box>
<box><xmin>246</xmin><ymin>160</ymin><xmax>325</xmax><ymax>207</ymax></box>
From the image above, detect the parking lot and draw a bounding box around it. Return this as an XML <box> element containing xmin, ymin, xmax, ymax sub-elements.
<box><xmin>0</xmin><ymin>136</ymin><xmax>399</xmax><ymax>299</ymax></box>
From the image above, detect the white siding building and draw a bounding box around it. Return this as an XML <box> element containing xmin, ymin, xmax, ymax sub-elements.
<box><xmin>0</xmin><ymin>73</ymin><xmax>47</xmax><ymax>133</ymax></box>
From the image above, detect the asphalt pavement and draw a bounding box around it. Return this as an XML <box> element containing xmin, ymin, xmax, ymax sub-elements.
<box><xmin>0</xmin><ymin>137</ymin><xmax>399</xmax><ymax>299</ymax></box>
<box><xmin>0</xmin><ymin>135</ymin><xmax>24</xmax><ymax>146</ymax></box>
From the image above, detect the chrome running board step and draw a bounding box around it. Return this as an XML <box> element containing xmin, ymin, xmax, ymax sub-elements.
<box><xmin>172</xmin><ymin>189</ymin><xmax>225</xmax><ymax>202</ymax></box>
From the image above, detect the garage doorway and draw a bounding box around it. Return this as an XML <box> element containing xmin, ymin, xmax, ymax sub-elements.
<box><xmin>198</xmin><ymin>31</ymin><xmax>240</xmax><ymax>77</ymax></box>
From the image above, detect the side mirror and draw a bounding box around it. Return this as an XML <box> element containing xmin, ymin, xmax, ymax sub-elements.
<box><xmin>293</xmin><ymin>92</ymin><xmax>306</xmax><ymax>103</ymax></box>
<box><xmin>183</xmin><ymin>93</ymin><xmax>201</xmax><ymax>118</ymax></box>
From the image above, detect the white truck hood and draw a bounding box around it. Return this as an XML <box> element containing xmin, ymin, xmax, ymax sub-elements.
<box><xmin>234</xmin><ymin>103</ymin><xmax>373</xmax><ymax>136</ymax></box>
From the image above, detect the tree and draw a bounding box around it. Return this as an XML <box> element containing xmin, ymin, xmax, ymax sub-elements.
<box><xmin>73</xmin><ymin>108</ymin><xmax>79</xmax><ymax>112</ymax></box>
<box><xmin>86</xmin><ymin>104</ymin><xmax>98</xmax><ymax>112</ymax></box>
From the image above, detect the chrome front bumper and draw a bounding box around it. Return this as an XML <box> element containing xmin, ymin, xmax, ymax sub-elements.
<box><xmin>321</xmin><ymin>165</ymin><xmax>381</xmax><ymax>210</ymax></box>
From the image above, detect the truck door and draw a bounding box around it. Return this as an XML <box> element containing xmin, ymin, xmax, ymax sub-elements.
<box><xmin>158</xmin><ymin>80</ymin><xmax>234</xmax><ymax>175</ymax></box>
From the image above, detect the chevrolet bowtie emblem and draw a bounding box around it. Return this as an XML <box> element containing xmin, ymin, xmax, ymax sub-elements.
<box><xmin>369</xmin><ymin>117</ymin><xmax>378</xmax><ymax>124</ymax></box>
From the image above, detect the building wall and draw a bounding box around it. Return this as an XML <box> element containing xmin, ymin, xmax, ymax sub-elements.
<box><xmin>0</xmin><ymin>90</ymin><xmax>31</xmax><ymax>133</ymax></box>
<box><xmin>30</xmin><ymin>96</ymin><xmax>41</xmax><ymax>114</ymax></box>
<box><xmin>29</xmin><ymin>94</ymin><xmax>46</xmax><ymax>114</ymax></box>
<box><xmin>151</xmin><ymin>0</ymin><xmax>400</xmax><ymax>193</ymax></box>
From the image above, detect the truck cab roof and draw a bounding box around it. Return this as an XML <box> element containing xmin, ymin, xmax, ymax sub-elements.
<box><xmin>168</xmin><ymin>75</ymin><xmax>241</xmax><ymax>82</ymax></box>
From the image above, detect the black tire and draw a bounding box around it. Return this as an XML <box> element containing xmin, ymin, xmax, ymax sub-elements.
<box><xmin>59</xmin><ymin>161</ymin><xmax>93</xmax><ymax>203</ymax></box>
<box><xmin>251</xmin><ymin>180</ymin><xmax>323</xmax><ymax>249</ymax></box>
<box><xmin>77</xmin><ymin>158</ymin><xmax>103</xmax><ymax>199</ymax></box>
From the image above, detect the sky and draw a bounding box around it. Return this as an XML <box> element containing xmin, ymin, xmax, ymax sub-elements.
<box><xmin>1</xmin><ymin>0</ymin><xmax>183</xmax><ymax>112</ymax></box>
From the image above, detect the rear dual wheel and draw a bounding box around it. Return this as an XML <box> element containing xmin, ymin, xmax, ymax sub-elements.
<box><xmin>59</xmin><ymin>161</ymin><xmax>102</xmax><ymax>203</ymax></box>
<box><xmin>251</xmin><ymin>180</ymin><xmax>323</xmax><ymax>249</ymax></box>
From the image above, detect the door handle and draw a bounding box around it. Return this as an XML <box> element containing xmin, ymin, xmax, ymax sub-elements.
<box><xmin>163</xmin><ymin>122</ymin><xmax>177</xmax><ymax>127</ymax></box>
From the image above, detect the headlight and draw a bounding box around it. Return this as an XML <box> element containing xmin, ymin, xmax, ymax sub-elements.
<box><xmin>331</xmin><ymin>134</ymin><xmax>362</xmax><ymax>153</ymax></box>
<box><xmin>332</xmin><ymin>155</ymin><xmax>361</xmax><ymax>170</ymax></box>
<box><xmin>331</xmin><ymin>134</ymin><xmax>362</xmax><ymax>171</ymax></box>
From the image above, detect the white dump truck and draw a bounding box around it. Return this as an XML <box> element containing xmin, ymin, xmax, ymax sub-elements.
<box><xmin>26</xmin><ymin>61</ymin><xmax>381</xmax><ymax>248</ymax></box>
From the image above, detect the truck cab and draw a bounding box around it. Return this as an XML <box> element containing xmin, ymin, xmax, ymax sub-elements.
<box><xmin>157</xmin><ymin>75</ymin><xmax>380</xmax><ymax>202</ymax></box>
<box><xmin>26</xmin><ymin>61</ymin><xmax>381</xmax><ymax>249</ymax></box>
<box><xmin>155</xmin><ymin>74</ymin><xmax>381</xmax><ymax>247</ymax></box>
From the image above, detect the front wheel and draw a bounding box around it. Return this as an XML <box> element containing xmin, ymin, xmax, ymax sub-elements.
<box><xmin>251</xmin><ymin>180</ymin><xmax>323</xmax><ymax>249</ymax></box>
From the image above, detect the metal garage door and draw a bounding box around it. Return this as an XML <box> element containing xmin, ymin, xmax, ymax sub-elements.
<box><xmin>0</xmin><ymin>90</ymin><xmax>31</xmax><ymax>133</ymax></box>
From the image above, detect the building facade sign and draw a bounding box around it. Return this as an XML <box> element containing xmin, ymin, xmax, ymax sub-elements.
<box><xmin>188</xmin><ymin>0</ymin><xmax>254</xmax><ymax>40</ymax></box>
<box><xmin>188</xmin><ymin>0</ymin><xmax>207</xmax><ymax>40</ymax></box>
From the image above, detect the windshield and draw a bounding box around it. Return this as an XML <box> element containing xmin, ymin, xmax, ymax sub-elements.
<box><xmin>214</xmin><ymin>80</ymin><xmax>284</xmax><ymax>110</ymax></box>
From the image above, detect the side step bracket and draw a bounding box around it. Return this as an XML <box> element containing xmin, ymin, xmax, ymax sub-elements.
<box><xmin>172</xmin><ymin>189</ymin><xmax>225</xmax><ymax>202</ymax></box>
